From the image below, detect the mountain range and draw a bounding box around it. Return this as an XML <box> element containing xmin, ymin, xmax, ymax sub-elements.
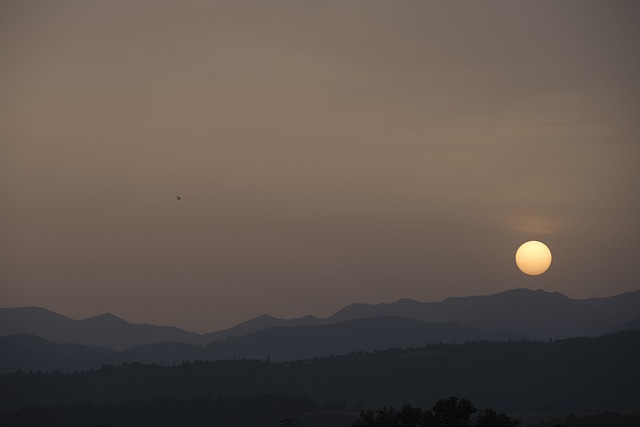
<box><xmin>3</xmin><ymin>288</ymin><xmax>639</xmax><ymax>348</ymax></box>
<box><xmin>1</xmin><ymin>288</ymin><xmax>639</xmax><ymax>372</ymax></box>
<box><xmin>0</xmin><ymin>317</ymin><xmax>524</xmax><ymax>372</ymax></box>
<box><xmin>0</xmin><ymin>307</ymin><xmax>202</xmax><ymax>351</ymax></box>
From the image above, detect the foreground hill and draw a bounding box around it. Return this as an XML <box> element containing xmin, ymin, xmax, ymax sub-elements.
<box><xmin>0</xmin><ymin>317</ymin><xmax>522</xmax><ymax>372</ymax></box>
<box><xmin>2</xmin><ymin>331</ymin><xmax>639</xmax><ymax>415</ymax></box>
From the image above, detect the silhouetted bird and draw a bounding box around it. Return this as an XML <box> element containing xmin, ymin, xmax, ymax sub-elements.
<box><xmin>176</xmin><ymin>196</ymin><xmax>181</xmax><ymax>200</ymax></box>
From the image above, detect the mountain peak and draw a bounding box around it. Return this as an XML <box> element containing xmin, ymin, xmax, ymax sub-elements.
<box><xmin>396</xmin><ymin>298</ymin><xmax>419</xmax><ymax>304</ymax></box>
<box><xmin>254</xmin><ymin>314</ymin><xmax>277</xmax><ymax>321</ymax></box>
<box><xmin>493</xmin><ymin>288</ymin><xmax>568</xmax><ymax>299</ymax></box>
<box><xmin>80</xmin><ymin>312</ymin><xmax>130</xmax><ymax>326</ymax></box>
<box><xmin>0</xmin><ymin>306</ymin><xmax>73</xmax><ymax>318</ymax></box>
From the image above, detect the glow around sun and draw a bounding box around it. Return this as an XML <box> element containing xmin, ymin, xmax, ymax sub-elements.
<box><xmin>515</xmin><ymin>241</ymin><xmax>552</xmax><ymax>276</ymax></box>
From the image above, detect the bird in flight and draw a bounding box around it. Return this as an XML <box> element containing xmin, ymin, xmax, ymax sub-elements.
<box><xmin>176</xmin><ymin>196</ymin><xmax>181</xmax><ymax>200</ymax></box>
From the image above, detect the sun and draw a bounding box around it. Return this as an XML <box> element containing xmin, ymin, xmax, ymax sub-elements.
<box><xmin>515</xmin><ymin>241</ymin><xmax>552</xmax><ymax>275</ymax></box>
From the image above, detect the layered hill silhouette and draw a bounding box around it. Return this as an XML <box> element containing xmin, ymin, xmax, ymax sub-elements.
<box><xmin>2</xmin><ymin>331</ymin><xmax>639</xmax><ymax>414</ymax></box>
<box><xmin>0</xmin><ymin>307</ymin><xmax>203</xmax><ymax>351</ymax></box>
<box><xmin>330</xmin><ymin>288</ymin><xmax>640</xmax><ymax>339</ymax></box>
<box><xmin>2</xmin><ymin>288</ymin><xmax>639</xmax><ymax>357</ymax></box>
<box><xmin>0</xmin><ymin>317</ymin><xmax>523</xmax><ymax>372</ymax></box>
<box><xmin>202</xmin><ymin>313</ymin><xmax>322</xmax><ymax>343</ymax></box>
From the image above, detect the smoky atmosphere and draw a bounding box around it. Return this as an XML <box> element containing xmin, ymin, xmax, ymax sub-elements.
<box><xmin>3</xmin><ymin>2</ymin><xmax>640</xmax><ymax>427</ymax></box>
<box><xmin>1</xmin><ymin>0</ymin><xmax>639</xmax><ymax>335</ymax></box>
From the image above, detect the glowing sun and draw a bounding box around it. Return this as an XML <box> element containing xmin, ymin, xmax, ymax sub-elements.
<box><xmin>515</xmin><ymin>241</ymin><xmax>552</xmax><ymax>275</ymax></box>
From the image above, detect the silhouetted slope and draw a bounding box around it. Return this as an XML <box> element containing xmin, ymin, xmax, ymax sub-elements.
<box><xmin>203</xmin><ymin>314</ymin><xmax>321</xmax><ymax>342</ymax></box>
<box><xmin>0</xmin><ymin>317</ymin><xmax>523</xmax><ymax>372</ymax></box>
<box><xmin>328</xmin><ymin>289</ymin><xmax>640</xmax><ymax>339</ymax></box>
<box><xmin>3</xmin><ymin>289</ymin><xmax>639</xmax><ymax>350</ymax></box>
<box><xmin>607</xmin><ymin>317</ymin><xmax>640</xmax><ymax>333</ymax></box>
<box><xmin>0</xmin><ymin>307</ymin><xmax>78</xmax><ymax>342</ymax></box>
<box><xmin>2</xmin><ymin>331</ymin><xmax>638</xmax><ymax>414</ymax></box>
<box><xmin>0</xmin><ymin>308</ymin><xmax>327</xmax><ymax>349</ymax></box>
<box><xmin>121</xmin><ymin>342</ymin><xmax>204</xmax><ymax>365</ymax></box>
<box><xmin>0</xmin><ymin>307</ymin><xmax>203</xmax><ymax>350</ymax></box>
<box><xmin>454</xmin><ymin>289</ymin><xmax>608</xmax><ymax>339</ymax></box>
<box><xmin>0</xmin><ymin>334</ymin><xmax>119</xmax><ymax>372</ymax></box>
<box><xmin>208</xmin><ymin>288</ymin><xmax>640</xmax><ymax>341</ymax></box>
<box><xmin>583</xmin><ymin>289</ymin><xmax>640</xmax><ymax>323</ymax></box>
<box><xmin>330</xmin><ymin>295</ymin><xmax>486</xmax><ymax>323</ymax></box>
<box><xmin>203</xmin><ymin>317</ymin><xmax>522</xmax><ymax>361</ymax></box>
<box><xmin>76</xmin><ymin>313</ymin><xmax>203</xmax><ymax>350</ymax></box>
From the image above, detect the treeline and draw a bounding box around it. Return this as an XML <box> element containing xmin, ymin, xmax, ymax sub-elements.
<box><xmin>0</xmin><ymin>395</ymin><xmax>517</xmax><ymax>427</ymax></box>
<box><xmin>1</xmin><ymin>331</ymin><xmax>639</xmax><ymax>414</ymax></box>
<box><xmin>2</xmin><ymin>394</ymin><xmax>639</xmax><ymax>427</ymax></box>
<box><xmin>354</xmin><ymin>396</ymin><xmax>519</xmax><ymax>426</ymax></box>
<box><xmin>356</xmin><ymin>401</ymin><xmax>640</xmax><ymax>427</ymax></box>
<box><xmin>0</xmin><ymin>394</ymin><xmax>330</xmax><ymax>427</ymax></box>
<box><xmin>558</xmin><ymin>412</ymin><xmax>640</xmax><ymax>427</ymax></box>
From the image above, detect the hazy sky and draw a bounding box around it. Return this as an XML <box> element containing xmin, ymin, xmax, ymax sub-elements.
<box><xmin>1</xmin><ymin>1</ymin><xmax>639</xmax><ymax>332</ymax></box>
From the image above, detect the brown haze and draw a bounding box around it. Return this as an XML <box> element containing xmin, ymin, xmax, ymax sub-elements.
<box><xmin>1</xmin><ymin>1</ymin><xmax>639</xmax><ymax>332</ymax></box>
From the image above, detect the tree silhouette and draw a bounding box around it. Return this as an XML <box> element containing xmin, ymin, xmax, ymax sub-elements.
<box><xmin>353</xmin><ymin>396</ymin><xmax>518</xmax><ymax>427</ymax></box>
<box><xmin>278</xmin><ymin>418</ymin><xmax>300</xmax><ymax>427</ymax></box>
<box><xmin>477</xmin><ymin>408</ymin><xmax>519</xmax><ymax>427</ymax></box>
<box><xmin>432</xmin><ymin>396</ymin><xmax>476</xmax><ymax>427</ymax></box>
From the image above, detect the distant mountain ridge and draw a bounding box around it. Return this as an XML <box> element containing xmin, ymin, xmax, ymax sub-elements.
<box><xmin>201</xmin><ymin>316</ymin><xmax>522</xmax><ymax>362</ymax></box>
<box><xmin>0</xmin><ymin>307</ymin><xmax>203</xmax><ymax>351</ymax></box>
<box><xmin>2</xmin><ymin>288</ymin><xmax>639</xmax><ymax>352</ymax></box>
<box><xmin>0</xmin><ymin>317</ymin><xmax>523</xmax><ymax>372</ymax></box>
<box><xmin>329</xmin><ymin>288</ymin><xmax>640</xmax><ymax>339</ymax></box>
<box><xmin>202</xmin><ymin>313</ymin><xmax>322</xmax><ymax>343</ymax></box>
